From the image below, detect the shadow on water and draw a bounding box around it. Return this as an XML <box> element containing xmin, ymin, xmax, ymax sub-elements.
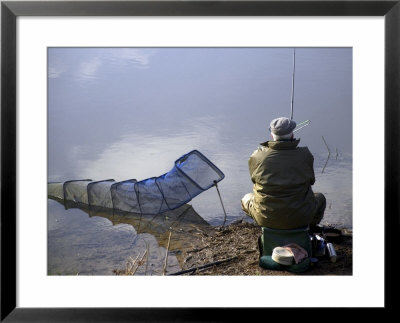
<box><xmin>49</xmin><ymin>196</ymin><xmax>211</xmax><ymax>275</ymax></box>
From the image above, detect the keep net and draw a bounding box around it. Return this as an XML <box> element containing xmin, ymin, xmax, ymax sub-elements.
<box><xmin>48</xmin><ymin>150</ymin><xmax>225</xmax><ymax>215</ymax></box>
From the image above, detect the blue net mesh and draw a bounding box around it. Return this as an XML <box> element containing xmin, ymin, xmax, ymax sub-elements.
<box><xmin>175</xmin><ymin>150</ymin><xmax>224</xmax><ymax>190</ymax></box>
<box><xmin>110</xmin><ymin>179</ymin><xmax>140</xmax><ymax>213</ymax></box>
<box><xmin>48</xmin><ymin>150</ymin><xmax>225</xmax><ymax>215</ymax></box>
<box><xmin>87</xmin><ymin>179</ymin><xmax>115</xmax><ymax>209</ymax></box>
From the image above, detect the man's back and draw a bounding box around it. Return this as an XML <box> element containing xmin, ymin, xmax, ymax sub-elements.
<box><xmin>248</xmin><ymin>139</ymin><xmax>317</xmax><ymax>229</ymax></box>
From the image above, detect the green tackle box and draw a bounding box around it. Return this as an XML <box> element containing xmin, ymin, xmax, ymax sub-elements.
<box><xmin>259</xmin><ymin>226</ymin><xmax>312</xmax><ymax>259</ymax></box>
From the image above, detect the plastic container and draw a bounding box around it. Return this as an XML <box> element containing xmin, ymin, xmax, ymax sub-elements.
<box><xmin>326</xmin><ymin>242</ymin><xmax>337</xmax><ymax>262</ymax></box>
<box><xmin>272</xmin><ymin>247</ymin><xmax>294</xmax><ymax>265</ymax></box>
<box><xmin>313</xmin><ymin>234</ymin><xmax>326</xmax><ymax>257</ymax></box>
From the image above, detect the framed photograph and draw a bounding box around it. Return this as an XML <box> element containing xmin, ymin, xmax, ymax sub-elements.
<box><xmin>2</xmin><ymin>0</ymin><xmax>398</xmax><ymax>320</ymax></box>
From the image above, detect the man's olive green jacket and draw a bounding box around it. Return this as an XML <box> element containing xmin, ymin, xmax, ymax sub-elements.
<box><xmin>248</xmin><ymin>139</ymin><xmax>317</xmax><ymax>229</ymax></box>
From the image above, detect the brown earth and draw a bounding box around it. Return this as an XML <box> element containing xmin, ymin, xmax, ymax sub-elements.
<box><xmin>176</xmin><ymin>221</ymin><xmax>352</xmax><ymax>276</ymax></box>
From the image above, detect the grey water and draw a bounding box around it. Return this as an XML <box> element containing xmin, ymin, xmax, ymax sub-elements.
<box><xmin>48</xmin><ymin>47</ymin><xmax>352</xmax><ymax>275</ymax></box>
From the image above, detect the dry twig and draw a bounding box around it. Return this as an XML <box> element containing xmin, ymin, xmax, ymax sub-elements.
<box><xmin>163</xmin><ymin>231</ymin><xmax>172</xmax><ymax>276</ymax></box>
<box><xmin>132</xmin><ymin>250</ymin><xmax>148</xmax><ymax>275</ymax></box>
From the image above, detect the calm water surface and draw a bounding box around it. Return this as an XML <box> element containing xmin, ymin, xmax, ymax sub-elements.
<box><xmin>48</xmin><ymin>48</ymin><xmax>352</xmax><ymax>275</ymax></box>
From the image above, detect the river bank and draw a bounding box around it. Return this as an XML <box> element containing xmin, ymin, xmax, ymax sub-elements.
<box><xmin>175</xmin><ymin>220</ymin><xmax>352</xmax><ymax>276</ymax></box>
<box><xmin>113</xmin><ymin>219</ymin><xmax>352</xmax><ymax>276</ymax></box>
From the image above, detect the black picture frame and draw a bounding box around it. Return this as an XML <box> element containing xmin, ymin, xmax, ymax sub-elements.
<box><xmin>1</xmin><ymin>0</ymin><xmax>398</xmax><ymax>321</ymax></box>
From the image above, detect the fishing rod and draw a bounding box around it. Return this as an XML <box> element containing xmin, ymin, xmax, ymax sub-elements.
<box><xmin>290</xmin><ymin>48</ymin><xmax>296</xmax><ymax>121</ymax></box>
<box><xmin>289</xmin><ymin>49</ymin><xmax>311</xmax><ymax>133</ymax></box>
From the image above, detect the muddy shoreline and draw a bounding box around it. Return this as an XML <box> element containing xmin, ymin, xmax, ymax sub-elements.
<box><xmin>114</xmin><ymin>220</ymin><xmax>352</xmax><ymax>276</ymax></box>
<box><xmin>174</xmin><ymin>221</ymin><xmax>352</xmax><ymax>276</ymax></box>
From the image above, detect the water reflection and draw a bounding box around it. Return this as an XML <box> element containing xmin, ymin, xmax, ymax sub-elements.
<box><xmin>48</xmin><ymin>115</ymin><xmax>352</xmax><ymax>227</ymax></box>
<box><xmin>60</xmin><ymin>116</ymin><xmax>226</xmax><ymax>182</ymax></box>
<box><xmin>48</xmin><ymin>198</ymin><xmax>210</xmax><ymax>275</ymax></box>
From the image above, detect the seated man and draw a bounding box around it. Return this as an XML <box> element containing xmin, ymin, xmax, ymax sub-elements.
<box><xmin>241</xmin><ymin>117</ymin><xmax>326</xmax><ymax>230</ymax></box>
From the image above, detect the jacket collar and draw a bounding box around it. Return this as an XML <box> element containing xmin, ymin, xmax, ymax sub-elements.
<box><xmin>260</xmin><ymin>139</ymin><xmax>300</xmax><ymax>150</ymax></box>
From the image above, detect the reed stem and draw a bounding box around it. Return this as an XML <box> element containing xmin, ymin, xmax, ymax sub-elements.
<box><xmin>132</xmin><ymin>249</ymin><xmax>148</xmax><ymax>275</ymax></box>
<box><xmin>163</xmin><ymin>231</ymin><xmax>172</xmax><ymax>276</ymax></box>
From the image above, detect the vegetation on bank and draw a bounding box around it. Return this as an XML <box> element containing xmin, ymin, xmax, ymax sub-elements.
<box><xmin>114</xmin><ymin>221</ymin><xmax>352</xmax><ymax>276</ymax></box>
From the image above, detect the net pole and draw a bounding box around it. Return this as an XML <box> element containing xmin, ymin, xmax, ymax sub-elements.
<box><xmin>214</xmin><ymin>181</ymin><xmax>227</xmax><ymax>226</ymax></box>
